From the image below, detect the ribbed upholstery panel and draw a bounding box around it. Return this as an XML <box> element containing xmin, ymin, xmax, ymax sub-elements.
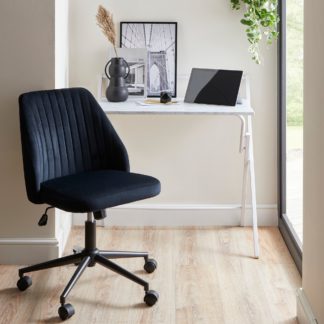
<box><xmin>19</xmin><ymin>88</ymin><xmax>129</xmax><ymax>204</ymax></box>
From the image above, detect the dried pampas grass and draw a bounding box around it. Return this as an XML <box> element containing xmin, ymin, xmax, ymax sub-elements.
<box><xmin>96</xmin><ymin>5</ymin><xmax>118</xmax><ymax>57</ymax></box>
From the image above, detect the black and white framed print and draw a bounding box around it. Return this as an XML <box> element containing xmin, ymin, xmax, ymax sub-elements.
<box><xmin>120</xmin><ymin>22</ymin><xmax>177</xmax><ymax>97</ymax></box>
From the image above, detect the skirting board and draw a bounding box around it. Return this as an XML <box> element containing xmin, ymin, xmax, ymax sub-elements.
<box><xmin>0</xmin><ymin>212</ymin><xmax>72</xmax><ymax>265</ymax></box>
<box><xmin>0</xmin><ymin>238</ymin><xmax>59</xmax><ymax>265</ymax></box>
<box><xmin>73</xmin><ymin>204</ymin><xmax>278</xmax><ymax>227</ymax></box>
<box><xmin>297</xmin><ymin>288</ymin><xmax>318</xmax><ymax>324</ymax></box>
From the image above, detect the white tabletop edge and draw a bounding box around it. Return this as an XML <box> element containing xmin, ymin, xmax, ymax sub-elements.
<box><xmin>98</xmin><ymin>98</ymin><xmax>254</xmax><ymax>116</ymax></box>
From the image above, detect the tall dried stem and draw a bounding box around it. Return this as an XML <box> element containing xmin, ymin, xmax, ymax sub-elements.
<box><xmin>96</xmin><ymin>5</ymin><xmax>118</xmax><ymax>57</ymax></box>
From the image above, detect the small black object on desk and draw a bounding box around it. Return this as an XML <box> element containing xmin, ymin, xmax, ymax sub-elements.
<box><xmin>160</xmin><ymin>91</ymin><xmax>172</xmax><ymax>104</ymax></box>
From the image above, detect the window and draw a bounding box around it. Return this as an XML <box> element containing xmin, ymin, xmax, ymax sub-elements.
<box><xmin>279</xmin><ymin>0</ymin><xmax>304</xmax><ymax>273</ymax></box>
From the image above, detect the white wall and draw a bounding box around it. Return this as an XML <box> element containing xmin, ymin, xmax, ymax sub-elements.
<box><xmin>55</xmin><ymin>0</ymin><xmax>69</xmax><ymax>88</ymax></box>
<box><xmin>300</xmin><ymin>0</ymin><xmax>324</xmax><ymax>322</ymax></box>
<box><xmin>69</xmin><ymin>0</ymin><xmax>277</xmax><ymax>222</ymax></box>
<box><xmin>0</xmin><ymin>0</ymin><xmax>55</xmax><ymax>237</ymax></box>
<box><xmin>0</xmin><ymin>0</ymin><xmax>70</xmax><ymax>264</ymax></box>
<box><xmin>55</xmin><ymin>0</ymin><xmax>72</xmax><ymax>256</ymax></box>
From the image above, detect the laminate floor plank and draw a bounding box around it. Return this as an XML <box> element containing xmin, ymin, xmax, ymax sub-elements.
<box><xmin>0</xmin><ymin>227</ymin><xmax>300</xmax><ymax>324</ymax></box>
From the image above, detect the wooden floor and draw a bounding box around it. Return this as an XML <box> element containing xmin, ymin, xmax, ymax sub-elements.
<box><xmin>0</xmin><ymin>227</ymin><xmax>301</xmax><ymax>324</ymax></box>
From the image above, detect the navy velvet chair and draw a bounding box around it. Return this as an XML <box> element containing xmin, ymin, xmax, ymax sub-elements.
<box><xmin>17</xmin><ymin>88</ymin><xmax>161</xmax><ymax>320</ymax></box>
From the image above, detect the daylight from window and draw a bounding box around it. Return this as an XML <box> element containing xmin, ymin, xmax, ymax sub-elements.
<box><xmin>286</xmin><ymin>0</ymin><xmax>303</xmax><ymax>244</ymax></box>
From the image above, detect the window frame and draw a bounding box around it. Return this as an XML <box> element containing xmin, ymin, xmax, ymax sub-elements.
<box><xmin>278</xmin><ymin>0</ymin><xmax>303</xmax><ymax>275</ymax></box>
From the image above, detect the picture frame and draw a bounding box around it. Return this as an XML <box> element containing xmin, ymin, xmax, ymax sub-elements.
<box><xmin>120</xmin><ymin>22</ymin><xmax>178</xmax><ymax>97</ymax></box>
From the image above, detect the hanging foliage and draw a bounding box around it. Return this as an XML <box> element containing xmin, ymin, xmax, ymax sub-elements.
<box><xmin>230</xmin><ymin>0</ymin><xmax>279</xmax><ymax>64</ymax></box>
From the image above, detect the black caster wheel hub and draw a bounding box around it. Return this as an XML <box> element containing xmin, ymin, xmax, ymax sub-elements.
<box><xmin>17</xmin><ymin>276</ymin><xmax>32</xmax><ymax>291</ymax></box>
<box><xmin>144</xmin><ymin>290</ymin><xmax>159</xmax><ymax>306</ymax></box>
<box><xmin>58</xmin><ymin>303</ymin><xmax>75</xmax><ymax>320</ymax></box>
<box><xmin>144</xmin><ymin>258</ymin><xmax>157</xmax><ymax>273</ymax></box>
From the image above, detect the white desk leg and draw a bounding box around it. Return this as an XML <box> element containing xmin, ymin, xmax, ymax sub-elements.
<box><xmin>247</xmin><ymin>115</ymin><xmax>259</xmax><ymax>258</ymax></box>
<box><xmin>241</xmin><ymin>142</ymin><xmax>249</xmax><ymax>227</ymax></box>
<box><xmin>238</xmin><ymin>115</ymin><xmax>248</xmax><ymax>227</ymax></box>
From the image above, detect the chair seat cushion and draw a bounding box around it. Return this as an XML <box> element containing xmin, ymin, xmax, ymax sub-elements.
<box><xmin>40</xmin><ymin>170</ymin><xmax>161</xmax><ymax>213</ymax></box>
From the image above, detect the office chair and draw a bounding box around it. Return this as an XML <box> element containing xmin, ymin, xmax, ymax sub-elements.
<box><xmin>17</xmin><ymin>88</ymin><xmax>161</xmax><ymax>320</ymax></box>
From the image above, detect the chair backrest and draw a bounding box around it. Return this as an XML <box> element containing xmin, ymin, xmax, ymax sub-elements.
<box><xmin>19</xmin><ymin>88</ymin><xmax>129</xmax><ymax>204</ymax></box>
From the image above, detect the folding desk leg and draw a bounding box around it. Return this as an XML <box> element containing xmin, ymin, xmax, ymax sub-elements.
<box><xmin>247</xmin><ymin>116</ymin><xmax>259</xmax><ymax>258</ymax></box>
<box><xmin>238</xmin><ymin>115</ymin><xmax>248</xmax><ymax>227</ymax></box>
<box><xmin>241</xmin><ymin>138</ymin><xmax>249</xmax><ymax>227</ymax></box>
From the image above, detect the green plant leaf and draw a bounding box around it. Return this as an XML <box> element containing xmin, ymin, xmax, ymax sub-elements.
<box><xmin>230</xmin><ymin>0</ymin><xmax>279</xmax><ymax>64</ymax></box>
<box><xmin>241</xmin><ymin>19</ymin><xmax>253</xmax><ymax>26</ymax></box>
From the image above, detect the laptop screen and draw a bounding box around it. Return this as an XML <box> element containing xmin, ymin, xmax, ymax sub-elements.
<box><xmin>184</xmin><ymin>68</ymin><xmax>243</xmax><ymax>106</ymax></box>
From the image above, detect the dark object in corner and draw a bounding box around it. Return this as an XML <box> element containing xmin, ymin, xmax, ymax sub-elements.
<box><xmin>160</xmin><ymin>92</ymin><xmax>172</xmax><ymax>104</ymax></box>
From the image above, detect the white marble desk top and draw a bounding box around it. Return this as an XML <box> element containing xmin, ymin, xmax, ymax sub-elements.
<box><xmin>99</xmin><ymin>98</ymin><xmax>254</xmax><ymax>116</ymax></box>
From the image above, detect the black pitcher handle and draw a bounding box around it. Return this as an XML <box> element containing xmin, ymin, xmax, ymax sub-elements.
<box><xmin>123</xmin><ymin>58</ymin><xmax>130</xmax><ymax>79</ymax></box>
<box><xmin>104</xmin><ymin>59</ymin><xmax>112</xmax><ymax>80</ymax></box>
<box><xmin>105</xmin><ymin>58</ymin><xmax>130</xmax><ymax>80</ymax></box>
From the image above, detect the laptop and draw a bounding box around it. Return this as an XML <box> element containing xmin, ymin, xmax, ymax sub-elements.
<box><xmin>184</xmin><ymin>68</ymin><xmax>243</xmax><ymax>106</ymax></box>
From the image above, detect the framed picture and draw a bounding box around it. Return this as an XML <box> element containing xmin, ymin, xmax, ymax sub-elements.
<box><xmin>98</xmin><ymin>47</ymin><xmax>147</xmax><ymax>100</ymax></box>
<box><xmin>120</xmin><ymin>22</ymin><xmax>178</xmax><ymax>97</ymax></box>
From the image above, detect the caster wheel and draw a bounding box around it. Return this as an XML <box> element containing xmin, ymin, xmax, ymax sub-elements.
<box><xmin>17</xmin><ymin>276</ymin><xmax>32</xmax><ymax>291</ymax></box>
<box><xmin>144</xmin><ymin>290</ymin><xmax>159</xmax><ymax>306</ymax></box>
<box><xmin>144</xmin><ymin>258</ymin><xmax>157</xmax><ymax>273</ymax></box>
<box><xmin>58</xmin><ymin>303</ymin><xmax>75</xmax><ymax>321</ymax></box>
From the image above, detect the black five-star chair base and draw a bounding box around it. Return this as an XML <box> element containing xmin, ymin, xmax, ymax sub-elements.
<box><xmin>17</xmin><ymin>214</ymin><xmax>158</xmax><ymax>321</ymax></box>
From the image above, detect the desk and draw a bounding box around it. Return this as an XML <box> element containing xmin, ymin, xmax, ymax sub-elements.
<box><xmin>99</xmin><ymin>98</ymin><xmax>259</xmax><ymax>258</ymax></box>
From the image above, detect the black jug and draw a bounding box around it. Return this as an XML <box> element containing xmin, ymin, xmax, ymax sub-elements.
<box><xmin>105</xmin><ymin>57</ymin><xmax>130</xmax><ymax>102</ymax></box>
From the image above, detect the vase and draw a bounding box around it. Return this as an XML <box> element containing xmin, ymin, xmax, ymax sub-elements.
<box><xmin>105</xmin><ymin>57</ymin><xmax>130</xmax><ymax>102</ymax></box>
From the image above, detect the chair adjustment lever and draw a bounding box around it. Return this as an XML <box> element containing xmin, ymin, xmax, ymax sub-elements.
<box><xmin>38</xmin><ymin>207</ymin><xmax>54</xmax><ymax>226</ymax></box>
